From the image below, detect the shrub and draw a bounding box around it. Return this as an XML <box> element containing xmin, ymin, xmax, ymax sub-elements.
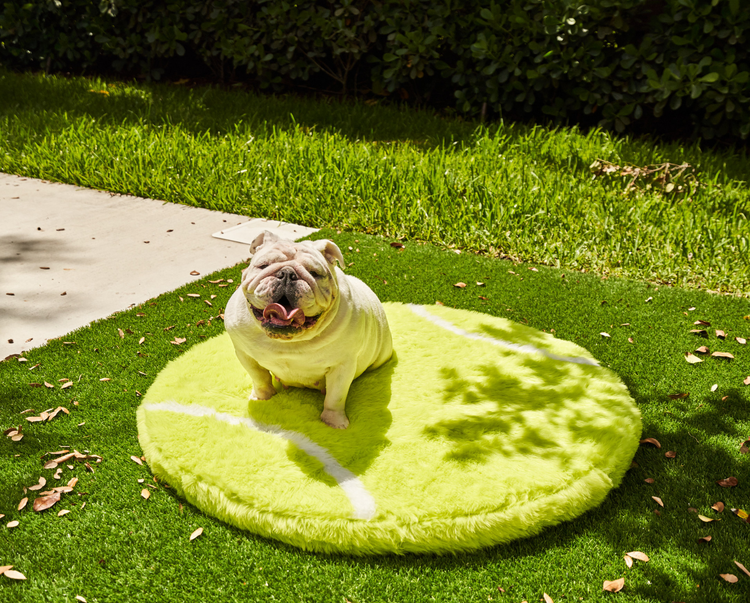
<box><xmin>1</xmin><ymin>0</ymin><xmax>748</xmax><ymax>141</ymax></box>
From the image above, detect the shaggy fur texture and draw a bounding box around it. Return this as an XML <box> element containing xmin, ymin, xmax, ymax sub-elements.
<box><xmin>137</xmin><ymin>303</ymin><xmax>641</xmax><ymax>555</ymax></box>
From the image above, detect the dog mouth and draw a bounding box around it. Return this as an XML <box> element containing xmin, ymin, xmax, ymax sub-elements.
<box><xmin>252</xmin><ymin>298</ymin><xmax>320</xmax><ymax>332</ymax></box>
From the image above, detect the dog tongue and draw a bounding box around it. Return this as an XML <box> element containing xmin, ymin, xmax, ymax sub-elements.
<box><xmin>263</xmin><ymin>303</ymin><xmax>306</xmax><ymax>327</ymax></box>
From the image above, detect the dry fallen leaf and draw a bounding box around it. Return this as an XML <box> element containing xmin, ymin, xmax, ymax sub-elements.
<box><xmin>716</xmin><ymin>329</ymin><xmax>726</xmax><ymax>339</ymax></box>
<box><xmin>717</xmin><ymin>476</ymin><xmax>739</xmax><ymax>488</ymax></box>
<box><xmin>698</xmin><ymin>515</ymin><xmax>716</xmax><ymax>523</ymax></box>
<box><xmin>190</xmin><ymin>527</ymin><xmax>203</xmax><ymax>541</ymax></box>
<box><xmin>640</xmin><ymin>438</ymin><xmax>662</xmax><ymax>448</ymax></box>
<box><xmin>695</xmin><ymin>345</ymin><xmax>710</xmax><ymax>354</ymax></box>
<box><xmin>720</xmin><ymin>574</ymin><xmax>738</xmax><ymax>583</ymax></box>
<box><xmin>668</xmin><ymin>392</ymin><xmax>689</xmax><ymax>400</ymax></box>
<box><xmin>6</xmin><ymin>520</ymin><xmax>19</xmax><ymax>528</ymax></box>
<box><xmin>665</xmin><ymin>450</ymin><xmax>677</xmax><ymax>458</ymax></box>
<box><xmin>28</xmin><ymin>476</ymin><xmax>46</xmax><ymax>491</ymax></box>
<box><xmin>453</xmin><ymin>282</ymin><xmax>467</xmax><ymax>288</ymax></box>
<box><xmin>736</xmin><ymin>337</ymin><xmax>747</xmax><ymax>345</ymax></box>
<box><xmin>626</xmin><ymin>551</ymin><xmax>649</xmax><ymax>562</ymax></box>
<box><xmin>190</xmin><ymin>270</ymin><xmax>200</xmax><ymax>275</ymax></box>
<box><xmin>698</xmin><ymin>535</ymin><xmax>712</xmax><ymax>543</ymax></box>
<box><xmin>139</xmin><ymin>337</ymin><xmax>145</xmax><ymax>345</ymax></box>
<box><xmin>600</xmin><ymin>332</ymin><xmax>611</xmax><ymax>338</ymax></box>
<box><xmin>744</xmin><ymin>376</ymin><xmax>750</xmax><ymax>386</ymax></box>
<box><xmin>685</xmin><ymin>352</ymin><xmax>703</xmax><ymax>364</ymax></box>
<box><xmin>33</xmin><ymin>492</ymin><xmax>61</xmax><ymax>512</ymax></box>
<box><xmin>712</xmin><ymin>502</ymin><xmax>725</xmax><ymax>513</ymax></box>
<box><xmin>3</xmin><ymin>569</ymin><xmax>26</xmax><ymax>580</ymax></box>
<box><xmin>118</xmin><ymin>328</ymin><xmax>125</xmax><ymax>339</ymax></box>
<box><xmin>0</xmin><ymin>565</ymin><xmax>12</xmax><ymax>574</ymax></box>
<box><xmin>140</xmin><ymin>489</ymin><xmax>151</xmax><ymax>500</ymax></box>
<box><xmin>644</xmin><ymin>478</ymin><xmax>655</xmax><ymax>484</ymax></box>
<box><xmin>624</xmin><ymin>555</ymin><xmax>633</xmax><ymax>568</ymax></box>
<box><xmin>543</xmin><ymin>593</ymin><xmax>553</xmax><ymax>603</ymax></box>
<box><xmin>652</xmin><ymin>496</ymin><xmax>664</xmax><ymax>507</ymax></box>
<box><xmin>130</xmin><ymin>455</ymin><xmax>143</xmax><ymax>466</ymax></box>
<box><xmin>603</xmin><ymin>578</ymin><xmax>625</xmax><ymax>592</ymax></box>
<box><xmin>734</xmin><ymin>561</ymin><xmax>750</xmax><ymax>578</ymax></box>
<box><xmin>690</xmin><ymin>329</ymin><xmax>708</xmax><ymax>338</ymax></box>
<box><xmin>694</xmin><ymin>320</ymin><xmax>711</xmax><ymax>327</ymax></box>
<box><xmin>171</xmin><ymin>337</ymin><xmax>187</xmax><ymax>345</ymax></box>
<box><xmin>75</xmin><ymin>597</ymin><xmax>87</xmax><ymax>603</ymax></box>
<box><xmin>17</xmin><ymin>497</ymin><xmax>27</xmax><ymax>511</ymax></box>
<box><xmin>712</xmin><ymin>351</ymin><xmax>734</xmax><ymax>360</ymax></box>
<box><xmin>58</xmin><ymin>509</ymin><xmax>70</xmax><ymax>517</ymax></box>
<box><xmin>99</xmin><ymin>378</ymin><xmax>111</xmax><ymax>382</ymax></box>
<box><xmin>741</xmin><ymin>439</ymin><xmax>750</xmax><ymax>454</ymax></box>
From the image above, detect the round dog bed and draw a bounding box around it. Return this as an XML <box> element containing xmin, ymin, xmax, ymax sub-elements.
<box><xmin>137</xmin><ymin>303</ymin><xmax>641</xmax><ymax>555</ymax></box>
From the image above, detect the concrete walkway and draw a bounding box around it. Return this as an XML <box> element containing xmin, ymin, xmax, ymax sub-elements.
<box><xmin>0</xmin><ymin>173</ymin><xmax>317</xmax><ymax>360</ymax></box>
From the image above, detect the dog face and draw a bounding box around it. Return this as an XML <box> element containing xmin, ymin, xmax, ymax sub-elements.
<box><xmin>240</xmin><ymin>231</ymin><xmax>344</xmax><ymax>340</ymax></box>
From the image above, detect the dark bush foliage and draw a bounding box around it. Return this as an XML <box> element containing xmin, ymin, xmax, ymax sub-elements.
<box><xmin>1</xmin><ymin>0</ymin><xmax>748</xmax><ymax>141</ymax></box>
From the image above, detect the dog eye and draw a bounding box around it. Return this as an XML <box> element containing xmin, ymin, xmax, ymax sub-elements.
<box><xmin>310</xmin><ymin>270</ymin><xmax>322</xmax><ymax>278</ymax></box>
<box><xmin>256</xmin><ymin>263</ymin><xmax>269</xmax><ymax>270</ymax></box>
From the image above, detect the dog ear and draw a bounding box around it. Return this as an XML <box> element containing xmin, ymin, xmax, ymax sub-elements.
<box><xmin>249</xmin><ymin>230</ymin><xmax>279</xmax><ymax>256</ymax></box>
<box><xmin>311</xmin><ymin>239</ymin><xmax>344</xmax><ymax>268</ymax></box>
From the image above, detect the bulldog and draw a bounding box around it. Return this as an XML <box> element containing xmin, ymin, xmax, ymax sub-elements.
<box><xmin>225</xmin><ymin>231</ymin><xmax>393</xmax><ymax>429</ymax></box>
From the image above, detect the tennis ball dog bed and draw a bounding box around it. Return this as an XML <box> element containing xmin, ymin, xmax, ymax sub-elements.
<box><xmin>137</xmin><ymin>303</ymin><xmax>641</xmax><ymax>555</ymax></box>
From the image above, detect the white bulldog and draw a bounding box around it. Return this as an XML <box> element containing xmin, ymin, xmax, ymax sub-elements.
<box><xmin>225</xmin><ymin>231</ymin><xmax>393</xmax><ymax>429</ymax></box>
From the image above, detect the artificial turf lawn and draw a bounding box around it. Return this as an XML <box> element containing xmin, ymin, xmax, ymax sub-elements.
<box><xmin>1</xmin><ymin>229</ymin><xmax>749</xmax><ymax>602</ymax></box>
<box><xmin>2</xmin><ymin>69</ymin><xmax>750</xmax><ymax>294</ymax></box>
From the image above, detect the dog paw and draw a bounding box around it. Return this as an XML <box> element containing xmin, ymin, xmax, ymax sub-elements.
<box><xmin>249</xmin><ymin>387</ymin><xmax>276</xmax><ymax>401</ymax></box>
<box><xmin>320</xmin><ymin>409</ymin><xmax>349</xmax><ymax>429</ymax></box>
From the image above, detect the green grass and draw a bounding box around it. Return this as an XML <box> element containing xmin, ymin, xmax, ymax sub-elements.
<box><xmin>1</xmin><ymin>230</ymin><xmax>749</xmax><ymax>602</ymax></box>
<box><xmin>1</xmin><ymin>69</ymin><xmax>749</xmax><ymax>294</ymax></box>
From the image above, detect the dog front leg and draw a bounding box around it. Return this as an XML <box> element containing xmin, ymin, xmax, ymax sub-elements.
<box><xmin>234</xmin><ymin>350</ymin><xmax>276</xmax><ymax>400</ymax></box>
<box><xmin>320</xmin><ymin>362</ymin><xmax>357</xmax><ymax>429</ymax></box>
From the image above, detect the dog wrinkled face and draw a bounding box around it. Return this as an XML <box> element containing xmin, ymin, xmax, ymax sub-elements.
<box><xmin>240</xmin><ymin>232</ymin><xmax>343</xmax><ymax>340</ymax></box>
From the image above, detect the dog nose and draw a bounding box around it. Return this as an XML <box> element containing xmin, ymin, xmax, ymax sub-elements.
<box><xmin>276</xmin><ymin>266</ymin><xmax>297</xmax><ymax>282</ymax></box>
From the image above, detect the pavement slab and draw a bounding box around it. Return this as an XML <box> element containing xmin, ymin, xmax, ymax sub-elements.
<box><xmin>0</xmin><ymin>173</ymin><xmax>316</xmax><ymax>359</ymax></box>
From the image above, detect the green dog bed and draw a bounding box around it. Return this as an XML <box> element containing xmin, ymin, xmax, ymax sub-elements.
<box><xmin>137</xmin><ymin>303</ymin><xmax>641</xmax><ymax>555</ymax></box>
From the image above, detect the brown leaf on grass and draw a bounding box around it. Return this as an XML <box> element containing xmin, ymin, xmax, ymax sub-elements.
<box><xmin>171</xmin><ymin>337</ymin><xmax>186</xmax><ymax>345</ymax></box>
<box><xmin>58</xmin><ymin>509</ymin><xmax>70</xmax><ymax>517</ymax></box>
<box><xmin>694</xmin><ymin>320</ymin><xmax>711</xmax><ymax>327</ymax></box>
<box><xmin>26</xmin><ymin>416</ymin><xmax>45</xmax><ymax>423</ymax></box>
<box><xmin>603</xmin><ymin>578</ymin><xmax>625</xmax><ymax>592</ymax></box>
<box><xmin>626</xmin><ymin>551</ymin><xmax>649</xmax><ymax>562</ymax></box>
<box><xmin>717</xmin><ymin>476</ymin><xmax>739</xmax><ymax>487</ymax></box>
<box><xmin>736</xmin><ymin>337</ymin><xmax>747</xmax><ymax>345</ymax></box>
<box><xmin>99</xmin><ymin>378</ymin><xmax>111</xmax><ymax>382</ymax></box>
<box><xmin>600</xmin><ymin>332</ymin><xmax>611</xmax><ymax>338</ymax></box>
<box><xmin>698</xmin><ymin>536</ymin><xmax>712</xmax><ymax>543</ymax></box>
<box><xmin>3</xmin><ymin>569</ymin><xmax>26</xmax><ymax>580</ymax></box>
<box><xmin>453</xmin><ymin>282</ymin><xmax>467</xmax><ymax>288</ymax></box>
<box><xmin>712</xmin><ymin>502</ymin><xmax>725</xmax><ymax>513</ymax></box>
<box><xmin>640</xmin><ymin>438</ymin><xmax>662</xmax><ymax>448</ymax></box>
<box><xmin>43</xmin><ymin>382</ymin><xmax>54</xmax><ymax>389</ymax></box>
<box><xmin>668</xmin><ymin>392</ymin><xmax>689</xmax><ymax>399</ymax></box>
<box><xmin>652</xmin><ymin>496</ymin><xmax>664</xmax><ymax>507</ymax></box>
<box><xmin>187</xmin><ymin>293</ymin><xmax>200</xmax><ymax>298</ymax></box>
<box><xmin>138</xmin><ymin>337</ymin><xmax>145</xmax><ymax>345</ymax></box>
<box><xmin>698</xmin><ymin>515</ymin><xmax>717</xmax><ymax>523</ymax></box>
<box><xmin>690</xmin><ymin>329</ymin><xmax>708</xmax><ymax>338</ymax></box>
<box><xmin>208</xmin><ymin>279</ymin><xmax>225</xmax><ymax>284</ymax></box>
<box><xmin>28</xmin><ymin>476</ymin><xmax>46</xmax><ymax>491</ymax></box>
<box><xmin>130</xmin><ymin>455</ymin><xmax>143</xmax><ymax>465</ymax></box>
<box><xmin>6</xmin><ymin>520</ymin><xmax>19</xmax><ymax>528</ymax></box>
<box><xmin>735</xmin><ymin>561</ymin><xmax>750</xmax><ymax>578</ymax></box>
<box><xmin>624</xmin><ymin>555</ymin><xmax>633</xmax><ymax>568</ymax></box>
<box><xmin>665</xmin><ymin>451</ymin><xmax>677</xmax><ymax>458</ymax></box>
<box><xmin>140</xmin><ymin>489</ymin><xmax>151</xmax><ymax>500</ymax></box>
<box><xmin>189</xmin><ymin>527</ymin><xmax>203</xmax><ymax>541</ymax></box>
<box><xmin>685</xmin><ymin>352</ymin><xmax>703</xmax><ymax>364</ymax></box>
<box><xmin>716</xmin><ymin>329</ymin><xmax>726</xmax><ymax>339</ymax></box>
<box><xmin>644</xmin><ymin>478</ymin><xmax>655</xmax><ymax>484</ymax></box>
<box><xmin>720</xmin><ymin>574</ymin><xmax>738</xmax><ymax>583</ymax></box>
<box><xmin>33</xmin><ymin>492</ymin><xmax>61</xmax><ymax>512</ymax></box>
<box><xmin>744</xmin><ymin>377</ymin><xmax>750</xmax><ymax>386</ymax></box>
<box><xmin>118</xmin><ymin>328</ymin><xmax>125</xmax><ymax>339</ymax></box>
<box><xmin>0</xmin><ymin>565</ymin><xmax>12</xmax><ymax>574</ymax></box>
<box><xmin>695</xmin><ymin>345</ymin><xmax>710</xmax><ymax>354</ymax></box>
<box><xmin>740</xmin><ymin>439</ymin><xmax>750</xmax><ymax>454</ymax></box>
<box><xmin>75</xmin><ymin>596</ymin><xmax>86</xmax><ymax>603</ymax></box>
<box><xmin>712</xmin><ymin>351</ymin><xmax>734</xmax><ymax>360</ymax></box>
<box><xmin>61</xmin><ymin>381</ymin><xmax>73</xmax><ymax>389</ymax></box>
<box><xmin>628</xmin><ymin>337</ymin><xmax>634</xmax><ymax>344</ymax></box>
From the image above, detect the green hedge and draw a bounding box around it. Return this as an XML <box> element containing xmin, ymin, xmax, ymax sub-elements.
<box><xmin>1</xmin><ymin>1</ymin><xmax>749</xmax><ymax>140</ymax></box>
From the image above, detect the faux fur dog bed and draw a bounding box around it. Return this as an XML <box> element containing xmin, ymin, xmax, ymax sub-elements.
<box><xmin>137</xmin><ymin>303</ymin><xmax>641</xmax><ymax>554</ymax></box>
